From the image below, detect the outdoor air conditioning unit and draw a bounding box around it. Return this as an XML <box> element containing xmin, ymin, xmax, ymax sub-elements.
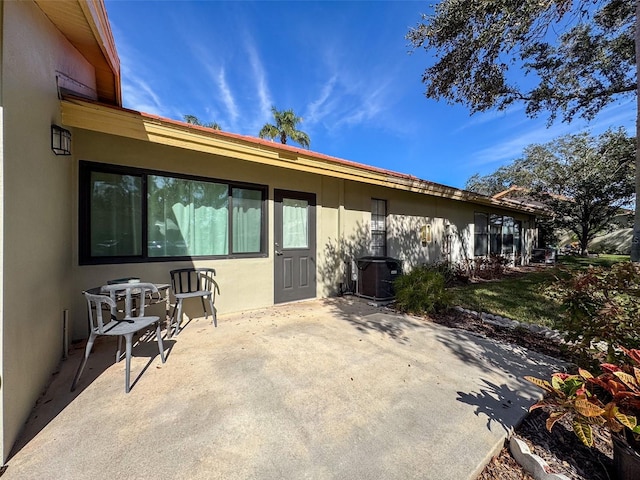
<box><xmin>356</xmin><ymin>256</ymin><xmax>402</xmax><ymax>301</ymax></box>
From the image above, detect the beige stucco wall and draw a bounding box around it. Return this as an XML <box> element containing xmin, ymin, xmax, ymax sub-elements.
<box><xmin>1</xmin><ymin>0</ymin><xmax>96</xmax><ymax>462</ymax></box>
<box><xmin>328</xmin><ymin>182</ymin><xmax>534</xmax><ymax>274</ymax></box>
<box><xmin>70</xmin><ymin>130</ymin><xmax>329</xmax><ymax>339</ymax></box>
<box><xmin>69</xmin><ymin>136</ymin><xmax>385</xmax><ymax>334</ymax></box>
<box><xmin>70</xmin><ymin>130</ymin><xmax>537</xmax><ymax>343</ymax></box>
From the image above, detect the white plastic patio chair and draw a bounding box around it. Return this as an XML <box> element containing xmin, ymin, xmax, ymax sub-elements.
<box><xmin>71</xmin><ymin>282</ymin><xmax>166</xmax><ymax>393</ymax></box>
<box><xmin>169</xmin><ymin>268</ymin><xmax>219</xmax><ymax>337</ymax></box>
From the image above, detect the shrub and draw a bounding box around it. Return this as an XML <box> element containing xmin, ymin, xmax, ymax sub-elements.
<box><xmin>549</xmin><ymin>262</ymin><xmax>640</xmax><ymax>365</ymax></box>
<box><xmin>422</xmin><ymin>261</ymin><xmax>460</xmax><ymax>287</ymax></box>
<box><xmin>526</xmin><ymin>347</ymin><xmax>640</xmax><ymax>454</ymax></box>
<box><xmin>393</xmin><ymin>266</ymin><xmax>452</xmax><ymax>315</ymax></box>
<box><xmin>459</xmin><ymin>255</ymin><xmax>509</xmax><ymax>280</ymax></box>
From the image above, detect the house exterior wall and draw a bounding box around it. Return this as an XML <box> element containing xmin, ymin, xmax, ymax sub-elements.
<box><xmin>337</xmin><ymin>182</ymin><xmax>533</xmax><ymax>271</ymax></box>
<box><xmin>70</xmin><ymin>129</ymin><xmax>537</xmax><ymax>340</ymax></box>
<box><xmin>71</xmin><ymin>130</ymin><xmax>334</xmax><ymax>338</ymax></box>
<box><xmin>1</xmin><ymin>0</ymin><xmax>97</xmax><ymax>461</ymax></box>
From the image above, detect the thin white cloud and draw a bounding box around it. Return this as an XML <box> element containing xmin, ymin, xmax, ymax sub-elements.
<box><xmin>468</xmin><ymin>100</ymin><xmax>636</xmax><ymax>169</ymax></box>
<box><xmin>470</xmin><ymin>129</ymin><xmax>557</xmax><ymax>167</ymax></box>
<box><xmin>117</xmin><ymin>41</ymin><xmax>172</xmax><ymax>117</ymax></box>
<box><xmin>121</xmin><ymin>75</ymin><xmax>162</xmax><ymax>112</ymax></box>
<box><xmin>580</xmin><ymin>99</ymin><xmax>635</xmax><ymax>133</ymax></box>
<box><xmin>308</xmin><ymin>52</ymin><xmax>398</xmax><ymax>134</ymax></box>
<box><xmin>216</xmin><ymin>67</ymin><xmax>240</xmax><ymax>128</ymax></box>
<box><xmin>285</xmin><ymin>36</ymin><xmax>403</xmax><ymax>138</ymax></box>
<box><xmin>244</xmin><ymin>38</ymin><xmax>272</xmax><ymax>121</ymax></box>
<box><xmin>304</xmin><ymin>76</ymin><xmax>337</xmax><ymax>125</ymax></box>
<box><xmin>338</xmin><ymin>81</ymin><xmax>389</xmax><ymax>126</ymax></box>
<box><xmin>453</xmin><ymin>104</ymin><xmax>526</xmax><ymax>134</ymax></box>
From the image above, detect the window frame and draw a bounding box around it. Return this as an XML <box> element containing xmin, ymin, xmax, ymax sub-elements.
<box><xmin>474</xmin><ymin>212</ymin><xmax>520</xmax><ymax>257</ymax></box>
<box><xmin>370</xmin><ymin>198</ymin><xmax>387</xmax><ymax>257</ymax></box>
<box><xmin>474</xmin><ymin>212</ymin><xmax>489</xmax><ymax>256</ymax></box>
<box><xmin>79</xmin><ymin>161</ymin><xmax>268</xmax><ymax>265</ymax></box>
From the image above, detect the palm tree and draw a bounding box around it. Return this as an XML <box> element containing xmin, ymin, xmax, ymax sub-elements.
<box><xmin>258</xmin><ymin>106</ymin><xmax>310</xmax><ymax>148</ymax></box>
<box><xmin>183</xmin><ymin>114</ymin><xmax>221</xmax><ymax>130</ymax></box>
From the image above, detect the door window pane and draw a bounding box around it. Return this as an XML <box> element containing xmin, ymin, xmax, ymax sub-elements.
<box><xmin>148</xmin><ymin>176</ymin><xmax>229</xmax><ymax>256</ymax></box>
<box><xmin>90</xmin><ymin>172</ymin><xmax>142</xmax><ymax>257</ymax></box>
<box><xmin>232</xmin><ymin>188</ymin><xmax>262</xmax><ymax>253</ymax></box>
<box><xmin>283</xmin><ymin>198</ymin><xmax>308</xmax><ymax>249</ymax></box>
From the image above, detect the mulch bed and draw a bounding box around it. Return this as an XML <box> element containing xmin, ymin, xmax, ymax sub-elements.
<box><xmin>429</xmin><ymin>309</ymin><xmax>615</xmax><ymax>480</ymax></box>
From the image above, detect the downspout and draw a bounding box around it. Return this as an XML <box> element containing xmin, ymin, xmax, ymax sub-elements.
<box><xmin>338</xmin><ymin>178</ymin><xmax>345</xmax><ymax>291</ymax></box>
<box><xmin>0</xmin><ymin>0</ymin><xmax>5</xmax><ymax>462</ymax></box>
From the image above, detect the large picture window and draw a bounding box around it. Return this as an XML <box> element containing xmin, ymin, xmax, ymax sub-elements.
<box><xmin>80</xmin><ymin>162</ymin><xmax>267</xmax><ymax>264</ymax></box>
<box><xmin>474</xmin><ymin>212</ymin><xmax>521</xmax><ymax>257</ymax></box>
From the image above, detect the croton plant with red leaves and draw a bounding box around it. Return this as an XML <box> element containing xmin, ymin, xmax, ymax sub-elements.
<box><xmin>525</xmin><ymin>348</ymin><xmax>640</xmax><ymax>449</ymax></box>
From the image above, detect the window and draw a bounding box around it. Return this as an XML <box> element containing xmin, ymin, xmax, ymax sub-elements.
<box><xmin>233</xmin><ymin>188</ymin><xmax>264</xmax><ymax>253</ymax></box>
<box><xmin>474</xmin><ymin>212</ymin><xmax>520</xmax><ymax>257</ymax></box>
<box><xmin>502</xmin><ymin>216</ymin><xmax>515</xmax><ymax>254</ymax></box>
<box><xmin>80</xmin><ymin>161</ymin><xmax>267</xmax><ymax>264</ymax></box>
<box><xmin>148</xmin><ymin>176</ymin><xmax>229</xmax><ymax>257</ymax></box>
<box><xmin>282</xmin><ymin>198</ymin><xmax>309</xmax><ymax>249</ymax></box>
<box><xmin>89</xmin><ymin>171</ymin><xmax>142</xmax><ymax>257</ymax></box>
<box><xmin>489</xmin><ymin>214</ymin><xmax>503</xmax><ymax>254</ymax></box>
<box><xmin>370</xmin><ymin>198</ymin><xmax>387</xmax><ymax>257</ymax></box>
<box><xmin>474</xmin><ymin>213</ymin><xmax>488</xmax><ymax>256</ymax></box>
<box><xmin>514</xmin><ymin>220</ymin><xmax>522</xmax><ymax>256</ymax></box>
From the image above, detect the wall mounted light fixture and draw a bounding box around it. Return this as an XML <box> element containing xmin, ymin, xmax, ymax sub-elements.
<box><xmin>420</xmin><ymin>224</ymin><xmax>432</xmax><ymax>245</ymax></box>
<box><xmin>51</xmin><ymin>125</ymin><xmax>71</xmax><ymax>155</ymax></box>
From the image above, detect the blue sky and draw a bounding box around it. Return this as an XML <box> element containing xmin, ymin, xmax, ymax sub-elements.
<box><xmin>105</xmin><ymin>0</ymin><xmax>635</xmax><ymax>190</ymax></box>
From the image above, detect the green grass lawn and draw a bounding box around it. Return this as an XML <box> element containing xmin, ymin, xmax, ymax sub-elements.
<box><xmin>449</xmin><ymin>254</ymin><xmax>628</xmax><ymax>328</ymax></box>
<box><xmin>557</xmin><ymin>253</ymin><xmax>628</xmax><ymax>270</ymax></box>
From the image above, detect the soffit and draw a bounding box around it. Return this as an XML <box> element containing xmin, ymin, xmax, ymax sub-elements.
<box><xmin>34</xmin><ymin>0</ymin><xmax>121</xmax><ymax>105</ymax></box>
<box><xmin>61</xmin><ymin>97</ymin><xmax>541</xmax><ymax>216</ymax></box>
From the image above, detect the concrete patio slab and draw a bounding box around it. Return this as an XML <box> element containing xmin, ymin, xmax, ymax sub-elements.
<box><xmin>4</xmin><ymin>298</ymin><xmax>564</xmax><ymax>479</ymax></box>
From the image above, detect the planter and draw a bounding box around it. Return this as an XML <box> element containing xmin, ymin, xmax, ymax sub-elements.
<box><xmin>612</xmin><ymin>433</ymin><xmax>640</xmax><ymax>480</ymax></box>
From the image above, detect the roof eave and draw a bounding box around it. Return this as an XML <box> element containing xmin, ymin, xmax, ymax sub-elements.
<box><xmin>35</xmin><ymin>0</ymin><xmax>121</xmax><ymax>105</ymax></box>
<box><xmin>61</xmin><ymin>97</ymin><xmax>539</xmax><ymax>215</ymax></box>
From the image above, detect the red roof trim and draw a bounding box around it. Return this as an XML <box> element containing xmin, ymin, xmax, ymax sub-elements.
<box><xmin>63</xmin><ymin>95</ymin><xmax>457</xmax><ymax>187</ymax></box>
<box><xmin>64</xmin><ymin>95</ymin><xmax>541</xmax><ymax>215</ymax></box>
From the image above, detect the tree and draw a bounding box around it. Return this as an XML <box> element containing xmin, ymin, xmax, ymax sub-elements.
<box><xmin>183</xmin><ymin>114</ymin><xmax>221</xmax><ymax>130</ymax></box>
<box><xmin>258</xmin><ymin>106</ymin><xmax>310</xmax><ymax>148</ymax></box>
<box><xmin>406</xmin><ymin>0</ymin><xmax>639</xmax><ymax>258</ymax></box>
<box><xmin>465</xmin><ymin>129</ymin><xmax>636</xmax><ymax>255</ymax></box>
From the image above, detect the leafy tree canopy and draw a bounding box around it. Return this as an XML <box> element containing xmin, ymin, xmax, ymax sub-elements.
<box><xmin>258</xmin><ymin>106</ymin><xmax>310</xmax><ymax>148</ymax></box>
<box><xmin>183</xmin><ymin>115</ymin><xmax>221</xmax><ymax>130</ymax></box>
<box><xmin>406</xmin><ymin>0</ymin><xmax>635</xmax><ymax>123</ymax></box>
<box><xmin>466</xmin><ymin>129</ymin><xmax>636</xmax><ymax>255</ymax></box>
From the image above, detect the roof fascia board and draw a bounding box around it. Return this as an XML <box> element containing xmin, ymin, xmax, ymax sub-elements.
<box><xmin>35</xmin><ymin>0</ymin><xmax>121</xmax><ymax>105</ymax></box>
<box><xmin>61</xmin><ymin>98</ymin><xmax>540</xmax><ymax>215</ymax></box>
<box><xmin>78</xmin><ymin>0</ymin><xmax>121</xmax><ymax>104</ymax></box>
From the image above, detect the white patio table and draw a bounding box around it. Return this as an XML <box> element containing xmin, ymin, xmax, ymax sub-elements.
<box><xmin>83</xmin><ymin>280</ymin><xmax>172</xmax><ymax>332</ymax></box>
